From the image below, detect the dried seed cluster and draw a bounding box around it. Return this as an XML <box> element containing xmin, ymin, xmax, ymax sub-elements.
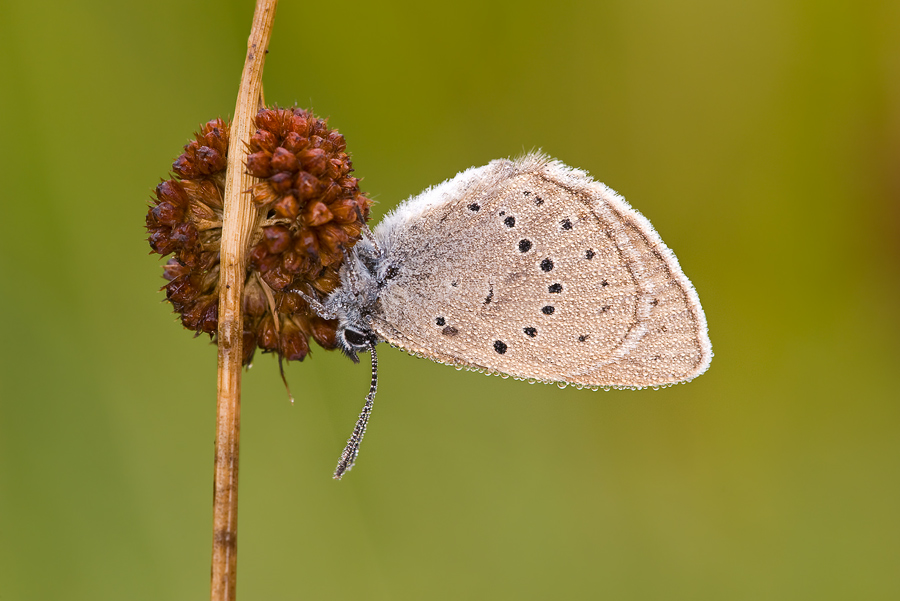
<box><xmin>146</xmin><ymin>109</ymin><xmax>371</xmax><ymax>364</ymax></box>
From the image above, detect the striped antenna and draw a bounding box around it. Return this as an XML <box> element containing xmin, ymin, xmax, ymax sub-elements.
<box><xmin>333</xmin><ymin>340</ymin><xmax>378</xmax><ymax>479</ymax></box>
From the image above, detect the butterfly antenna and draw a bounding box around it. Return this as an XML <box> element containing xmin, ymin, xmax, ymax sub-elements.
<box><xmin>333</xmin><ymin>340</ymin><xmax>379</xmax><ymax>479</ymax></box>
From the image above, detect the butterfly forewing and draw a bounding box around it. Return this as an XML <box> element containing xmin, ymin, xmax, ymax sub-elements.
<box><xmin>370</xmin><ymin>155</ymin><xmax>710</xmax><ymax>388</ymax></box>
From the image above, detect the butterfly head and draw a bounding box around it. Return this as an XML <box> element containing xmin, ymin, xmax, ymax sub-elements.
<box><xmin>337</xmin><ymin>326</ymin><xmax>377</xmax><ymax>363</ymax></box>
<box><xmin>321</xmin><ymin>236</ymin><xmax>385</xmax><ymax>362</ymax></box>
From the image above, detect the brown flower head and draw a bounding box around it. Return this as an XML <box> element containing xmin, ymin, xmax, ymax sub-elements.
<box><xmin>146</xmin><ymin>109</ymin><xmax>371</xmax><ymax>365</ymax></box>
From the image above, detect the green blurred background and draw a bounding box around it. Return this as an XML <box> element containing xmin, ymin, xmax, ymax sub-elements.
<box><xmin>1</xmin><ymin>0</ymin><xmax>898</xmax><ymax>599</ymax></box>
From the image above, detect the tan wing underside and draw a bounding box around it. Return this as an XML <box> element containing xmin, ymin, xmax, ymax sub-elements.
<box><xmin>372</xmin><ymin>162</ymin><xmax>710</xmax><ymax>389</ymax></box>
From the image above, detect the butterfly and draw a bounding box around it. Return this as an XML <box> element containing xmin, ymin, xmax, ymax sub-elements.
<box><xmin>306</xmin><ymin>153</ymin><xmax>711</xmax><ymax>477</ymax></box>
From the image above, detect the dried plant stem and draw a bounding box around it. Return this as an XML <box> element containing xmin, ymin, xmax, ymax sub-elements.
<box><xmin>211</xmin><ymin>2</ymin><xmax>278</xmax><ymax>601</ymax></box>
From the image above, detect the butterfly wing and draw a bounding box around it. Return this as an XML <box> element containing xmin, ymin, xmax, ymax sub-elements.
<box><xmin>369</xmin><ymin>153</ymin><xmax>711</xmax><ymax>388</ymax></box>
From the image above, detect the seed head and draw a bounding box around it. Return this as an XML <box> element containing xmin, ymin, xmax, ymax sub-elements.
<box><xmin>146</xmin><ymin>110</ymin><xmax>371</xmax><ymax>364</ymax></box>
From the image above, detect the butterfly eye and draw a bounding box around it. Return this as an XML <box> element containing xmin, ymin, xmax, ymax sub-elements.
<box><xmin>343</xmin><ymin>328</ymin><xmax>369</xmax><ymax>348</ymax></box>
